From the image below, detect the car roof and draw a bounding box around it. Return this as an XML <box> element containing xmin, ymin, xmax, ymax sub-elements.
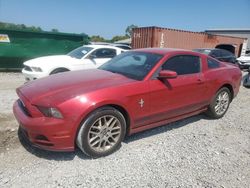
<box><xmin>194</xmin><ymin>48</ymin><xmax>223</xmax><ymax>51</ymax></box>
<box><xmin>134</xmin><ymin>48</ymin><xmax>202</xmax><ymax>56</ymax></box>
<box><xmin>83</xmin><ymin>44</ymin><xmax>122</xmax><ymax>50</ymax></box>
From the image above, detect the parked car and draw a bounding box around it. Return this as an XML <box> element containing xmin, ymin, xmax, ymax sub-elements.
<box><xmin>237</xmin><ymin>53</ymin><xmax>250</xmax><ymax>70</ymax></box>
<box><xmin>193</xmin><ymin>48</ymin><xmax>237</xmax><ymax>64</ymax></box>
<box><xmin>110</xmin><ymin>43</ymin><xmax>131</xmax><ymax>50</ymax></box>
<box><xmin>90</xmin><ymin>42</ymin><xmax>132</xmax><ymax>50</ymax></box>
<box><xmin>243</xmin><ymin>67</ymin><xmax>250</xmax><ymax>88</ymax></box>
<box><xmin>22</xmin><ymin>45</ymin><xmax>126</xmax><ymax>81</ymax></box>
<box><xmin>13</xmin><ymin>48</ymin><xmax>242</xmax><ymax>157</ymax></box>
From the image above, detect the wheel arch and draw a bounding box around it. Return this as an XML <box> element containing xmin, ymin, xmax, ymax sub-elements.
<box><xmin>49</xmin><ymin>67</ymin><xmax>70</xmax><ymax>75</ymax></box>
<box><xmin>74</xmin><ymin>103</ymin><xmax>132</xmax><ymax>147</ymax></box>
<box><xmin>218</xmin><ymin>83</ymin><xmax>234</xmax><ymax>101</ymax></box>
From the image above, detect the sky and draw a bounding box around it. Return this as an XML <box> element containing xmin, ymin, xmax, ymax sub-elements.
<box><xmin>0</xmin><ymin>0</ymin><xmax>250</xmax><ymax>39</ymax></box>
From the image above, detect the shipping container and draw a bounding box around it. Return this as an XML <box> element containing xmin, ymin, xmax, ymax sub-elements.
<box><xmin>132</xmin><ymin>27</ymin><xmax>247</xmax><ymax>57</ymax></box>
<box><xmin>0</xmin><ymin>29</ymin><xmax>89</xmax><ymax>70</ymax></box>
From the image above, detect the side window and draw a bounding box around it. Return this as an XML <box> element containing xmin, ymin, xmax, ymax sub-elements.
<box><xmin>91</xmin><ymin>48</ymin><xmax>117</xmax><ymax>58</ymax></box>
<box><xmin>207</xmin><ymin>58</ymin><xmax>220</xmax><ymax>69</ymax></box>
<box><xmin>162</xmin><ymin>55</ymin><xmax>201</xmax><ymax>75</ymax></box>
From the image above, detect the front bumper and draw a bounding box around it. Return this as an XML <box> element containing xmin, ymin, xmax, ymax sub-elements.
<box><xmin>237</xmin><ymin>61</ymin><xmax>250</xmax><ymax>70</ymax></box>
<box><xmin>13</xmin><ymin>100</ymin><xmax>75</xmax><ymax>151</ymax></box>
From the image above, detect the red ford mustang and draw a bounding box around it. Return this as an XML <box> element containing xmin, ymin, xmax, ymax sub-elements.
<box><xmin>13</xmin><ymin>48</ymin><xmax>242</xmax><ymax>157</ymax></box>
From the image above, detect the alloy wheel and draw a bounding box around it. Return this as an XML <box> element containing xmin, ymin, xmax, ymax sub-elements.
<box><xmin>87</xmin><ymin>115</ymin><xmax>122</xmax><ymax>152</ymax></box>
<box><xmin>214</xmin><ymin>91</ymin><xmax>230</xmax><ymax>116</ymax></box>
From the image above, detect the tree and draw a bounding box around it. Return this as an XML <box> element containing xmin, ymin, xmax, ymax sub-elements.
<box><xmin>90</xmin><ymin>35</ymin><xmax>106</xmax><ymax>42</ymax></box>
<box><xmin>80</xmin><ymin>33</ymin><xmax>90</xmax><ymax>44</ymax></box>
<box><xmin>125</xmin><ymin>24</ymin><xmax>138</xmax><ymax>37</ymax></box>
<box><xmin>0</xmin><ymin>22</ymin><xmax>44</xmax><ymax>32</ymax></box>
<box><xmin>110</xmin><ymin>35</ymin><xmax>129</xmax><ymax>43</ymax></box>
<box><xmin>51</xmin><ymin>28</ymin><xmax>59</xmax><ymax>32</ymax></box>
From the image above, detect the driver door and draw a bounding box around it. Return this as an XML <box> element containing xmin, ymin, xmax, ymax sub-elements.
<box><xmin>148</xmin><ymin>55</ymin><xmax>207</xmax><ymax>124</ymax></box>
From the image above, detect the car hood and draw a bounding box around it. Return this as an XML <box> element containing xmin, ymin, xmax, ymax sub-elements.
<box><xmin>237</xmin><ymin>56</ymin><xmax>250</xmax><ymax>62</ymax></box>
<box><xmin>23</xmin><ymin>55</ymin><xmax>79</xmax><ymax>67</ymax></box>
<box><xmin>17</xmin><ymin>69</ymin><xmax>136</xmax><ymax>105</ymax></box>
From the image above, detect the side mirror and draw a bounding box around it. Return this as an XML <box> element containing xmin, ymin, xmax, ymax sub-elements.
<box><xmin>158</xmin><ymin>70</ymin><xmax>177</xmax><ymax>79</ymax></box>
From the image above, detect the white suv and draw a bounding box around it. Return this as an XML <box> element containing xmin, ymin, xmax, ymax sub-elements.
<box><xmin>22</xmin><ymin>45</ymin><xmax>126</xmax><ymax>81</ymax></box>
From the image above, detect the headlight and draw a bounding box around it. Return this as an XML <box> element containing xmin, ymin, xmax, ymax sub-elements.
<box><xmin>37</xmin><ymin>106</ymin><xmax>63</xmax><ymax>119</ymax></box>
<box><xmin>31</xmin><ymin>67</ymin><xmax>42</xmax><ymax>72</ymax></box>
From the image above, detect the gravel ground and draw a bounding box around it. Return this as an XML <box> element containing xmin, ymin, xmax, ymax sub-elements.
<box><xmin>0</xmin><ymin>72</ymin><xmax>249</xmax><ymax>187</ymax></box>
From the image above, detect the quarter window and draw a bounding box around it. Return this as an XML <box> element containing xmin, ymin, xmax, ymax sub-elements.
<box><xmin>162</xmin><ymin>55</ymin><xmax>201</xmax><ymax>75</ymax></box>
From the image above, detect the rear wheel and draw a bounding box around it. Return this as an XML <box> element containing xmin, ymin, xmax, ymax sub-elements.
<box><xmin>50</xmin><ymin>68</ymin><xmax>69</xmax><ymax>75</ymax></box>
<box><xmin>76</xmin><ymin>107</ymin><xmax>126</xmax><ymax>158</ymax></box>
<box><xmin>206</xmin><ymin>87</ymin><xmax>231</xmax><ymax>119</ymax></box>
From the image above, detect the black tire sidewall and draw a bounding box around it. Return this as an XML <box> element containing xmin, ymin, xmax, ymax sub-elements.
<box><xmin>77</xmin><ymin>107</ymin><xmax>126</xmax><ymax>158</ymax></box>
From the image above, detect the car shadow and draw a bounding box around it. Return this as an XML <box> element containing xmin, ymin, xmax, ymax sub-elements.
<box><xmin>18</xmin><ymin>113</ymin><xmax>207</xmax><ymax>161</ymax></box>
<box><xmin>124</xmin><ymin>114</ymin><xmax>206</xmax><ymax>143</ymax></box>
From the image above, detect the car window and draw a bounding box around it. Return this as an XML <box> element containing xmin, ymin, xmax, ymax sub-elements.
<box><xmin>112</xmin><ymin>54</ymin><xmax>147</xmax><ymax>66</ymax></box>
<box><xmin>91</xmin><ymin>48</ymin><xmax>117</xmax><ymax>58</ymax></box>
<box><xmin>67</xmin><ymin>46</ymin><xmax>93</xmax><ymax>59</ymax></box>
<box><xmin>207</xmin><ymin>58</ymin><xmax>220</xmax><ymax>69</ymax></box>
<box><xmin>162</xmin><ymin>55</ymin><xmax>201</xmax><ymax>75</ymax></box>
<box><xmin>99</xmin><ymin>51</ymin><xmax>163</xmax><ymax>80</ymax></box>
<box><xmin>220</xmin><ymin>49</ymin><xmax>234</xmax><ymax>57</ymax></box>
<box><xmin>117</xmin><ymin>46</ymin><xmax>131</xmax><ymax>50</ymax></box>
<box><xmin>210</xmin><ymin>50</ymin><xmax>221</xmax><ymax>58</ymax></box>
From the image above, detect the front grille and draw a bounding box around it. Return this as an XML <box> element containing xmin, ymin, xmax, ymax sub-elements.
<box><xmin>18</xmin><ymin>99</ymin><xmax>32</xmax><ymax>117</ymax></box>
<box><xmin>24</xmin><ymin>65</ymin><xmax>32</xmax><ymax>72</ymax></box>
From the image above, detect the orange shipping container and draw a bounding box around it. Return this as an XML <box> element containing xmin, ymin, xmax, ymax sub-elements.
<box><xmin>132</xmin><ymin>27</ymin><xmax>247</xmax><ymax>57</ymax></box>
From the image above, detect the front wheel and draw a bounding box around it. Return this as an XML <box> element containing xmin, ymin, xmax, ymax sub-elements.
<box><xmin>76</xmin><ymin>107</ymin><xmax>126</xmax><ymax>158</ymax></box>
<box><xmin>243</xmin><ymin>76</ymin><xmax>250</xmax><ymax>88</ymax></box>
<box><xmin>206</xmin><ymin>87</ymin><xmax>231</xmax><ymax>119</ymax></box>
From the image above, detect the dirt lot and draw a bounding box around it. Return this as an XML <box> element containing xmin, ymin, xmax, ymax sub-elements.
<box><xmin>0</xmin><ymin>72</ymin><xmax>249</xmax><ymax>187</ymax></box>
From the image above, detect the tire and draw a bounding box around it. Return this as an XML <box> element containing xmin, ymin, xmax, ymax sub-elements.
<box><xmin>243</xmin><ymin>77</ymin><xmax>250</xmax><ymax>88</ymax></box>
<box><xmin>50</xmin><ymin>68</ymin><xmax>69</xmax><ymax>75</ymax></box>
<box><xmin>76</xmin><ymin>107</ymin><xmax>126</xmax><ymax>158</ymax></box>
<box><xmin>206</xmin><ymin>87</ymin><xmax>231</xmax><ymax>119</ymax></box>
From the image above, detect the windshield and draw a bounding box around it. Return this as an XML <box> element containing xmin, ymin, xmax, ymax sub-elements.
<box><xmin>99</xmin><ymin>51</ymin><xmax>163</xmax><ymax>80</ymax></box>
<box><xmin>193</xmin><ymin>49</ymin><xmax>211</xmax><ymax>55</ymax></box>
<box><xmin>67</xmin><ymin>46</ymin><xmax>93</xmax><ymax>59</ymax></box>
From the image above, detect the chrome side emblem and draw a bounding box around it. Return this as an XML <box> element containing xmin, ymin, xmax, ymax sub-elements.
<box><xmin>139</xmin><ymin>99</ymin><xmax>144</xmax><ymax>108</ymax></box>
